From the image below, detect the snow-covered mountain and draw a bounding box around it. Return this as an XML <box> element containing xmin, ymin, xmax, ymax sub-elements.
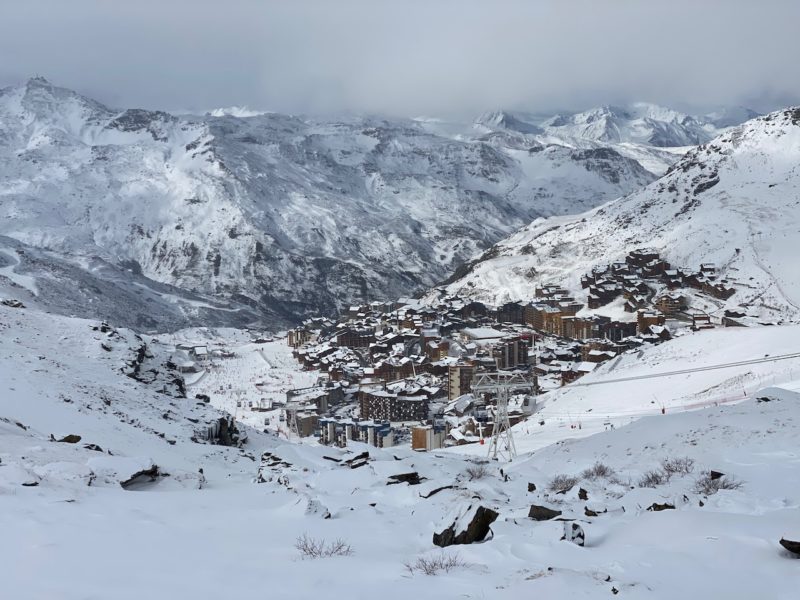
<box><xmin>0</xmin><ymin>79</ymin><xmax>758</xmax><ymax>330</ymax></box>
<box><xmin>439</xmin><ymin>107</ymin><xmax>800</xmax><ymax>321</ymax></box>
<box><xmin>475</xmin><ymin>102</ymin><xmax>751</xmax><ymax>148</ymax></box>
<box><xmin>0</xmin><ymin>78</ymin><xmax>668</xmax><ymax>329</ymax></box>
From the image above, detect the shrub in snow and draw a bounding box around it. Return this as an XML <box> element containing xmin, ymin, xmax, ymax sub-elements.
<box><xmin>464</xmin><ymin>463</ymin><xmax>490</xmax><ymax>481</ymax></box>
<box><xmin>404</xmin><ymin>552</ymin><xmax>468</xmax><ymax>576</ymax></box>
<box><xmin>693</xmin><ymin>472</ymin><xmax>743</xmax><ymax>496</ymax></box>
<box><xmin>547</xmin><ymin>474</ymin><xmax>579</xmax><ymax>493</ymax></box>
<box><xmin>294</xmin><ymin>534</ymin><xmax>353</xmax><ymax>559</ymax></box>
<box><xmin>637</xmin><ymin>469</ymin><xmax>668</xmax><ymax>488</ymax></box>
<box><xmin>581</xmin><ymin>462</ymin><xmax>616</xmax><ymax>480</ymax></box>
<box><xmin>661</xmin><ymin>457</ymin><xmax>695</xmax><ymax>476</ymax></box>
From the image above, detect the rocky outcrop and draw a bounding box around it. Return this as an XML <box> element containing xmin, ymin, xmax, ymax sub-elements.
<box><xmin>433</xmin><ymin>505</ymin><xmax>499</xmax><ymax>547</ymax></box>
<box><xmin>528</xmin><ymin>504</ymin><xmax>562</xmax><ymax>521</ymax></box>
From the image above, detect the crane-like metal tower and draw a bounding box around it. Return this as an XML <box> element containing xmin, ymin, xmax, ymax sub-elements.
<box><xmin>471</xmin><ymin>371</ymin><xmax>535</xmax><ymax>461</ymax></box>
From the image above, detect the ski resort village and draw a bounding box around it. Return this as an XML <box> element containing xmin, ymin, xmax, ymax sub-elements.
<box><xmin>3</xmin><ymin>21</ymin><xmax>800</xmax><ymax>598</ymax></box>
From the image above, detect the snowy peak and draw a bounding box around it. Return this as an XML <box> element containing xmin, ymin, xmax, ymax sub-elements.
<box><xmin>474</xmin><ymin>110</ymin><xmax>543</xmax><ymax>135</ymax></box>
<box><xmin>542</xmin><ymin>103</ymin><xmax>713</xmax><ymax>146</ymax></box>
<box><xmin>473</xmin><ymin>102</ymin><xmax>759</xmax><ymax>148</ymax></box>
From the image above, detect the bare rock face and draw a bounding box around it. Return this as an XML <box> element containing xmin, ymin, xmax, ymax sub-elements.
<box><xmin>433</xmin><ymin>505</ymin><xmax>499</xmax><ymax>547</ymax></box>
<box><xmin>528</xmin><ymin>504</ymin><xmax>562</xmax><ymax>521</ymax></box>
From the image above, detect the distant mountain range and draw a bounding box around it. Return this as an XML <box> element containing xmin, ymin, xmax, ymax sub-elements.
<box><xmin>0</xmin><ymin>77</ymin><xmax>760</xmax><ymax>329</ymax></box>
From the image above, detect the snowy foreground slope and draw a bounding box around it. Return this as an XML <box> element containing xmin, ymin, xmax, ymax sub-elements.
<box><xmin>2</xmin><ymin>305</ymin><xmax>799</xmax><ymax>598</ymax></box>
<box><xmin>0</xmin><ymin>78</ymin><xmax>755</xmax><ymax>329</ymax></box>
<box><xmin>443</xmin><ymin>107</ymin><xmax>800</xmax><ymax>321</ymax></box>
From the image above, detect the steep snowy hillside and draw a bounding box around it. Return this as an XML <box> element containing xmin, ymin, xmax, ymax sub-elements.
<box><xmin>2</xmin><ymin>304</ymin><xmax>798</xmax><ymax>599</ymax></box>
<box><xmin>0</xmin><ymin>236</ymin><xmax>264</xmax><ymax>330</ymax></box>
<box><xmin>0</xmin><ymin>78</ymin><xmax>668</xmax><ymax>330</ymax></box>
<box><xmin>442</xmin><ymin>107</ymin><xmax>800</xmax><ymax>321</ymax></box>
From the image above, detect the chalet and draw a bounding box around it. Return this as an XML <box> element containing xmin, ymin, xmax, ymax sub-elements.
<box><xmin>702</xmin><ymin>281</ymin><xmax>736</xmax><ymax>300</ymax></box>
<box><xmin>584</xmin><ymin>349</ymin><xmax>616</xmax><ymax>363</ymax></box>
<box><xmin>336</xmin><ymin>326</ymin><xmax>376</xmax><ymax>348</ymax></box>
<box><xmin>647</xmin><ymin>324</ymin><xmax>672</xmax><ymax>341</ymax></box>
<box><xmin>425</xmin><ymin>340</ymin><xmax>450</xmax><ymax>361</ymax></box>
<box><xmin>691</xmin><ymin>313</ymin><xmax>714</xmax><ymax>331</ymax></box>
<box><xmin>655</xmin><ymin>293</ymin><xmax>687</xmax><ymax>317</ymax></box>
<box><xmin>588</xmin><ymin>282</ymin><xmax>622</xmax><ymax>308</ymax></box>
<box><xmin>637</xmin><ymin>310</ymin><xmax>665</xmax><ymax>334</ymax></box>
<box><xmin>561</xmin><ymin>361</ymin><xmax>596</xmax><ymax>385</ymax></box>
<box><xmin>700</xmin><ymin>263</ymin><xmax>717</xmax><ymax>276</ymax></box>
<box><xmin>374</xmin><ymin>356</ymin><xmax>415</xmax><ymax>381</ymax></box>
<box><xmin>662</xmin><ymin>269</ymin><xmax>683</xmax><ymax>289</ymax></box>
<box><xmin>626</xmin><ymin>248</ymin><xmax>660</xmax><ymax>268</ymax></box>
<box><xmin>641</xmin><ymin>258</ymin><xmax>670</xmax><ymax>278</ymax></box>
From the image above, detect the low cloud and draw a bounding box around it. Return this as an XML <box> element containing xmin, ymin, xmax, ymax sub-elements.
<box><xmin>1</xmin><ymin>0</ymin><xmax>798</xmax><ymax>116</ymax></box>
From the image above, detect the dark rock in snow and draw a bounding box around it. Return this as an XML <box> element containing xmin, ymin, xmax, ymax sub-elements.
<box><xmin>779</xmin><ymin>538</ymin><xmax>800</xmax><ymax>556</ymax></box>
<box><xmin>57</xmin><ymin>434</ymin><xmax>82</xmax><ymax>444</ymax></box>
<box><xmin>709</xmin><ymin>470</ymin><xmax>725</xmax><ymax>480</ymax></box>
<box><xmin>529</xmin><ymin>504</ymin><xmax>563</xmax><ymax>521</ymax></box>
<box><xmin>647</xmin><ymin>502</ymin><xmax>675</xmax><ymax>512</ymax></box>
<box><xmin>527</xmin><ymin>482</ymin><xmax>536</xmax><ymax>492</ymax></box>
<box><xmin>562</xmin><ymin>522</ymin><xmax>585</xmax><ymax>546</ymax></box>
<box><xmin>578</xmin><ymin>487</ymin><xmax>589</xmax><ymax>500</ymax></box>
<box><xmin>120</xmin><ymin>465</ymin><xmax>160</xmax><ymax>490</ymax></box>
<box><xmin>387</xmin><ymin>472</ymin><xmax>425</xmax><ymax>486</ymax></box>
<box><xmin>433</xmin><ymin>505</ymin><xmax>499</xmax><ymax>547</ymax></box>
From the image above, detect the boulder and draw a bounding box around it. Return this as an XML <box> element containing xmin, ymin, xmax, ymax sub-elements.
<box><xmin>119</xmin><ymin>465</ymin><xmax>160</xmax><ymax>490</ymax></box>
<box><xmin>647</xmin><ymin>502</ymin><xmax>675</xmax><ymax>512</ymax></box>
<box><xmin>387</xmin><ymin>472</ymin><xmax>425</xmax><ymax>486</ymax></box>
<box><xmin>563</xmin><ymin>522</ymin><xmax>585</xmax><ymax>546</ymax></box>
<box><xmin>57</xmin><ymin>434</ymin><xmax>82</xmax><ymax>444</ymax></box>
<box><xmin>529</xmin><ymin>504</ymin><xmax>562</xmax><ymax>521</ymax></box>
<box><xmin>433</xmin><ymin>505</ymin><xmax>499</xmax><ymax>547</ymax></box>
<box><xmin>780</xmin><ymin>538</ymin><xmax>800</xmax><ymax>556</ymax></box>
<box><xmin>527</xmin><ymin>482</ymin><xmax>536</xmax><ymax>492</ymax></box>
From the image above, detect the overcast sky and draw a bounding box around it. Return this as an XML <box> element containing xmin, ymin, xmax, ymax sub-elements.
<box><xmin>1</xmin><ymin>0</ymin><xmax>798</xmax><ymax>118</ymax></box>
